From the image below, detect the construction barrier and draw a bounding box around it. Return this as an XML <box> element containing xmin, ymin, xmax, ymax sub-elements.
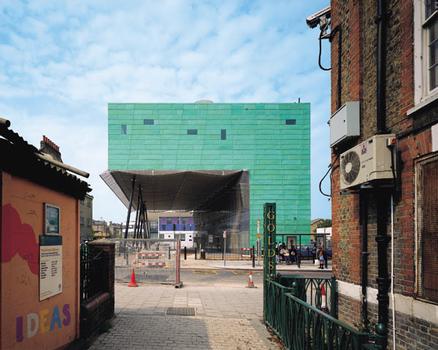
<box><xmin>240</xmin><ymin>247</ymin><xmax>254</xmax><ymax>259</ymax></box>
<box><xmin>110</xmin><ymin>238</ymin><xmax>178</xmax><ymax>285</ymax></box>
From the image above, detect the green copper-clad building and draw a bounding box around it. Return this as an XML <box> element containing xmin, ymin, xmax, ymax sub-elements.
<box><xmin>102</xmin><ymin>101</ymin><xmax>310</xmax><ymax>249</ymax></box>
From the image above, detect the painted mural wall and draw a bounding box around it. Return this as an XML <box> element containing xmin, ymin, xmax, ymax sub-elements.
<box><xmin>1</xmin><ymin>172</ymin><xmax>80</xmax><ymax>350</ymax></box>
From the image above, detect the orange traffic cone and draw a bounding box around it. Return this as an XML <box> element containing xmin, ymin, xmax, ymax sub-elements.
<box><xmin>128</xmin><ymin>268</ymin><xmax>138</xmax><ymax>287</ymax></box>
<box><xmin>320</xmin><ymin>284</ymin><xmax>328</xmax><ymax>312</ymax></box>
<box><xmin>247</xmin><ymin>271</ymin><xmax>255</xmax><ymax>288</ymax></box>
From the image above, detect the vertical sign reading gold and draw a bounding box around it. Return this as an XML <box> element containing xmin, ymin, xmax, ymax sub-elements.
<box><xmin>263</xmin><ymin>203</ymin><xmax>276</xmax><ymax>321</ymax></box>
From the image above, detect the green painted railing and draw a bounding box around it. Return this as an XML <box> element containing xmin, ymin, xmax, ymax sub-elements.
<box><xmin>265</xmin><ymin>279</ymin><xmax>381</xmax><ymax>350</ymax></box>
<box><xmin>265</xmin><ymin>280</ymin><xmax>293</xmax><ymax>339</ymax></box>
<box><xmin>278</xmin><ymin>274</ymin><xmax>337</xmax><ymax>317</ymax></box>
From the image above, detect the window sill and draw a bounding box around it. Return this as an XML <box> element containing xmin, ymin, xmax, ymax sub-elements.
<box><xmin>408</xmin><ymin>92</ymin><xmax>438</xmax><ymax>116</ymax></box>
<box><xmin>414</xmin><ymin>295</ymin><xmax>438</xmax><ymax>307</ymax></box>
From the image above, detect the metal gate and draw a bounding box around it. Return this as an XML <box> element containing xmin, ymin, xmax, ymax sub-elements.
<box><xmin>112</xmin><ymin>238</ymin><xmax>178</xmax><ymax>284</ymax></box>
<box><xmin>80</xmin><ymin>241</ymin><xmax>115</xmax><ymax>338</ymax></box>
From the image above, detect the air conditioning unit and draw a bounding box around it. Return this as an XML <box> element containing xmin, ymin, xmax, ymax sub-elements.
<box><xmin>340</xmin><ymin>134</ymin><xmax>396</xmax><ymax>190</ymax></box>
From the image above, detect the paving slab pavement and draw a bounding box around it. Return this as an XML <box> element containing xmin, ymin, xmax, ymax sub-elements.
<box><xmin>88</xmin><ymin>271</ymin><xmax>281</xmax><ymax>350</ymax></box>
<box><xmin>89</xmin><ymin>313</ymin><xmax>277</xmax><ymax>350</ymax></box>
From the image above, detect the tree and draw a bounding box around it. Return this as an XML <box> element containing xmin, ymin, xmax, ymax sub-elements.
<box><xmin>316</xmin><ymin>219</ymin><xmax>332</xmax><ymax>228</ymax></box>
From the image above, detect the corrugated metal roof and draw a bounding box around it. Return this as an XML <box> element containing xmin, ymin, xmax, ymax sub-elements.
<box><xmin>0</xmin><ymin>120</ymin><xmax>91</xmax><ymax>199</ymax></box>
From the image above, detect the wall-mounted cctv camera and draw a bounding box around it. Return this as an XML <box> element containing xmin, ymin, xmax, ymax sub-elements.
<box><xmin>306</xmin><ymin>6</ymin><xmax>331</xmax><ymax>29</ymax></box>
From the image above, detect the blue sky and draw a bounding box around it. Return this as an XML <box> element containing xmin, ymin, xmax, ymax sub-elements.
<box><xmin>0</xmin><ymin>0</ymin><xmax>331</xmax><ymax>223</ymax></box>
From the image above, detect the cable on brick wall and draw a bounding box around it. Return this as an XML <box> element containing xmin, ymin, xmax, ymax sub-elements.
<box><xmin>318</xmin><ymin>31</ymin><xmax>332</xmax><ymax>71</ymax></box>
<box><xmin>318</xmin><ymin>155</ymin><xmax>339</xmax><ymax>198</ymax></box>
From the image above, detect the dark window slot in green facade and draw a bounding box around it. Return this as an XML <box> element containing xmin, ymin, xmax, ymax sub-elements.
<box><xmin>144</xmin><ymin>119</ymin><xmax>154</xmax><ymax>125</ymax></box>
<box><xmin>285</xmin><ymin>119</ymin><xmax>296</xmax><ymax>125</ymax></box>
<box><xmin>221</xmin><ymin>129</ymin><xmax>226</xmax><ymax>140</ymax></box>
<box><xmin>187</xmin><ymin>129</ymin><xmax>198</xmax><ymax>135</ymax></box>
<box><xmin>121</xmin><ymin>124</ymin><xmax>127</xmax><ymax>134</ymax></box>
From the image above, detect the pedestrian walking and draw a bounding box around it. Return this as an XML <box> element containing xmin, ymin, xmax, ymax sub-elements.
<box><xmin>279</xmin><ymin>243</ymin><xmax>288</xmax><ymax>264</ymax></box>
<box><xmin>312</xmin><ymin>242</ymin><xmax>317</xmax><ymax>263</ymax></box>
<box><xmin>318</xmin><ymin>248</ymin><xmax>325</xmax><ymax>269</ymax></box>
<box><xmin>283</xmin><ymin>246</ymin><xmax>290</xmax><ymax>264</ymax></box>
<box><xmin>275</xmin><ymin>242</ymin><xmax>280</xmax><ymax>264</ymax></box>
<box><xmin>289</xmin><ymin>245</ymin><xmax>297</xmax><ymax>264</ymax></box>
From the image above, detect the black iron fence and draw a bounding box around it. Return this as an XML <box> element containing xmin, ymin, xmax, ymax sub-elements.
<box><xmin>80</xmin><ymin>243</ymin><xmax>106</xmax><ymax>300</ymax></box>
<box><xmin>80</xmin><ymin>241</ymin><xmax>115</xmax><ymax>338</ymax></box>
<box><xmin>191</xmin><ymin>247</ymin><xmax>255</xmax><ymax>260</ymax></box>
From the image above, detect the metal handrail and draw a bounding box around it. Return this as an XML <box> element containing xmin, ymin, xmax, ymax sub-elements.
<box><xmin>277</xmin><ymin>274</ymin><xmax>337</xmax><ymax>317</ymax></box>
<box><xmin>285</xmin><ymin>293</ymin><xmax>369</xmax><ymax>335</ymax></box>
<box><xmin>264</xmin><ymin>278</ymin><xmax>381</xmax><ymax>350</ymax></box>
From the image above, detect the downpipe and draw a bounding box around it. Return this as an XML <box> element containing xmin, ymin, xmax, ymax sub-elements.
<box><xmin>360</xmin><ymin>192</ymin><xmax>369</xmax><ymax>332</ymax></box>
<box><xmin>376</xmin><ymin>0</ymin><xmax>387</xmax><ymax>134</ymax></box>
<box><xmin>390</xmin><ymin>194</ymin><xmax>396</xmax><ymax>350</ymax></box>
<box><xmin>375</xmin><ymin>0</ymin><xmax>390</xmax><ymax>348</ymax></box>
<box><xmin>375</xmin><ymin>189</ymin><xmax>390</xmax><ymax>349</ymax></box>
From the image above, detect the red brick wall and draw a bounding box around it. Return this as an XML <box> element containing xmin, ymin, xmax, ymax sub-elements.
<box><xmin>339</xmin><ymin>294</ymin><xmax>438</xmax><ymax>349</ymax></box>
<box><xmin>330</xmin><ymin>0</ymin><xmax>363</xmax><ymax>286</ymax></box>
<box><xmin>395</xmin><ymin>129</ymin><xmax>432</xmax><ymax>296</ymax></box>
<box><xmin>399</xmin><ymin>0</ymin><xmax>415</xmax><ymax>118</ymax></box>
<box><xmin>330</xmin><ymin>0</ymin><xmax>434</xmax><ymax>331</ymax></box>
<box><xmin>337</xmin><ymin>294</ymin><xmax>362</xmax><ymax>329</ymax></box>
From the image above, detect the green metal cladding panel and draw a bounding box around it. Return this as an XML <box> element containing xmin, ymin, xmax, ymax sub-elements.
<box><xmin>108</xmin><ymin>103</ymin><xmax>310</xmax><ymax>246</ymax></box>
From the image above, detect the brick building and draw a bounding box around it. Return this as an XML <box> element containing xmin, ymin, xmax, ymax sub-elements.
<box><xmin>313</xmin><ymin>1</ymin><xmax>438</xmax><ymax>349</ymax></box>
<box><xmin>38</xmin><ymin>136</ymin><xmax>94</xmax><ymax>242</ymax></box>
<box><xmin>108</xmin><ymin>221</ymin><xmax>124</xmax><ymax>238</ymax></box>
<box><xmin>92</xmin><ymin>220</ymin><xmax>110</xmax><ymax>239</ymax></box>
<box><xmin>79</xmin><ymin>194</ymin><xmax>93</xmax><ymax>241</ymax></box>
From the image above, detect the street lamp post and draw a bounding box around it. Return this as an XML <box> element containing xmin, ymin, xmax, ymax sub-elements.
<box><xmin>256</xmin><ymin>219</ymin><xmax>261</xmax><ymax>266</ymax></box>
<box><xmin>223</xmin><ymin>230</ymin><xmax>227</xmax><ymax>267</ymax></box>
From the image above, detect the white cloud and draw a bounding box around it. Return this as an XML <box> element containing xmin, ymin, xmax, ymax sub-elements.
<box><xmin>0</xmin><ymin>0</ymin><xmax>332</xmax><ymax>222</ymax></box>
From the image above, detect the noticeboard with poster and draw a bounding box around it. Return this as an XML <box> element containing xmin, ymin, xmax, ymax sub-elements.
<box><xmin>44</xmin><ymin>203</ymin><xmax>60</xmax><ymax>235</ymax></box>
<box><xmin>39</xmin><ymin>244</ymin><xmax>63</xmax><ymax>301</ymax></box>
<box><xmin>41</xmin><ymin>204</ymin><xmax>62</xmax><ymax>301</ymax></box>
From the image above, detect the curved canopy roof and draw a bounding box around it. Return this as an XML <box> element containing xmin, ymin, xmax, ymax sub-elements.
<box><xmin>101</xmin><ymin>170</ymin><xmax>244</xmax><ymax>211</ymax></box>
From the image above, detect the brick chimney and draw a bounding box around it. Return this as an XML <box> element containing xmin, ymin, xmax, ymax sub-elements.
<box><xmin>40</xmin><ymin>135</ymin><xmax>63</xmax><ymax>162</ymax></box>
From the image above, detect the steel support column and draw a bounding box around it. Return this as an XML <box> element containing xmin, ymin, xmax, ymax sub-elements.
<box><xmin>124</xmin><ymin>176</ymin><xmax>136</xmax><ymax>239</ymax></box>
